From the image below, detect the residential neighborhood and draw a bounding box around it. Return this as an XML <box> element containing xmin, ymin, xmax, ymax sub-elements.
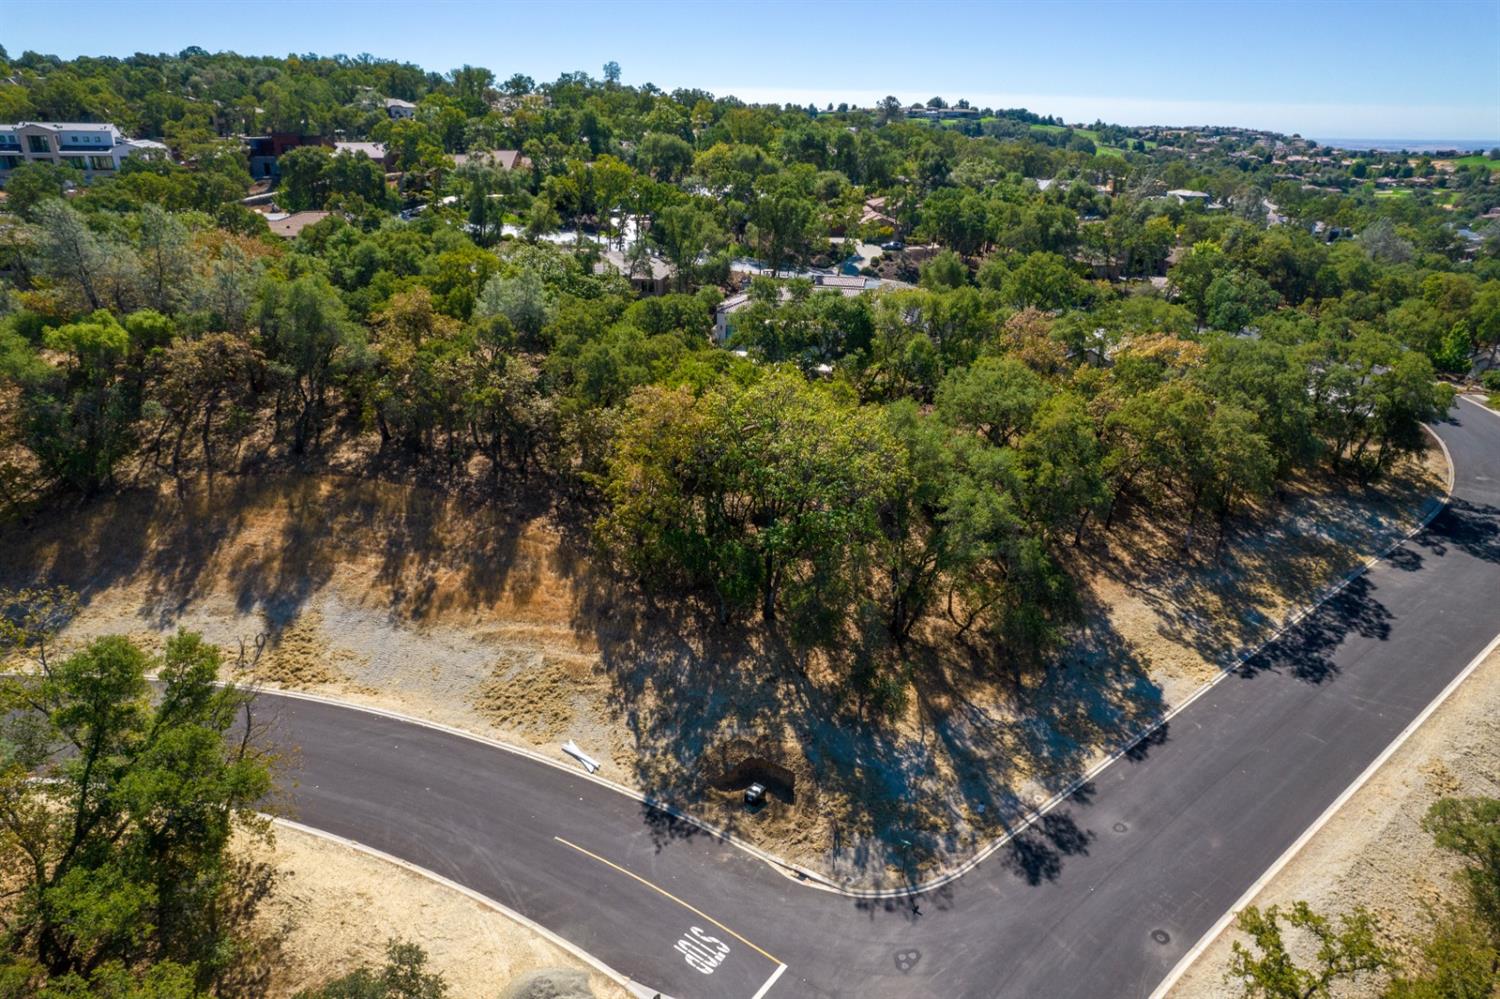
<box><xmin>0</xmin><ymin>7</ymin><xmax>1496</xmax><ymax>999</ymax></box>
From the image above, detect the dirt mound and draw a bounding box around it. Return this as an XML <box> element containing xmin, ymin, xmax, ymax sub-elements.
<box><xmin>501</xmin><ymin>969</ymin><xmax>596</xmax><ymax>999</ymax></box>
<box><xmin>475</xmin><ymin>649</ymin><xmax>606</xmax><ymax>739</ymax></box>
<box><xmin>703</xmin><ymin>737</ymin><xmax>810</xmax><ymax>807</ymax></box>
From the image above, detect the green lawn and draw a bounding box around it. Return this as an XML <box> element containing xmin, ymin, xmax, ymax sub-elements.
<box><xmin>1453</xmin><ymin>154</ymin><xmax>1500</xmax><ymax>170</ymax></box>
<box><xmin>1027</xmin><ymin>123</ymin><xmax>1147</xmax><ymax>156</ymax></box>
<box><xmin>933</xmin><ymin>118</ymin><xmax>1144</xmax><ymax>157</ymax></box>
<box><xmin>1374</xmin><ymin>188</ymin><xmax>1416</xmax><ymax>199</ymax></box>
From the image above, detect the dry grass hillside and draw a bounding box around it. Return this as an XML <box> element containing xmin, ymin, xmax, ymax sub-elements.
<box><xmin>0</xmin><ymin>442</ymin><xmax>1446</xmax><ymax>886</ymax></box>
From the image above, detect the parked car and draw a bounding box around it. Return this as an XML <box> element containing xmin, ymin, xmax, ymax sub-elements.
<box><xmin>880</xmin><ymin>240</ymin><xmax>905</xmax><ymax>252</ymax></box>
<box><xmin>744</xmin><ymin>782</ymin><xmax>766</xmax><ymax>806</ymax></box>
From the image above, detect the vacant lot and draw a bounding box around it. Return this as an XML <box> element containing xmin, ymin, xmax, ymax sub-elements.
<box><xmin>1167</xmin><ymin>640</ymin><xmax>1500</xmax><ymax>998</ymax></box>
<box><xmin>0</xmin><ymin>443</ymin><xmax>1446</xmax><ymax>886</ymax></box>
<box><xmin>260</xmin><ymin>824</ymin><xmax>628</xmax><ymax>999</ymax></box>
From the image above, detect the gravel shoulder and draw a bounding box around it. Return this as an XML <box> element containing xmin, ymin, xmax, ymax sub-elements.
<box><xmin>1166</xmin><ymin>639</ymin><xmax>1500</xmax><ymax>998</ymax></box>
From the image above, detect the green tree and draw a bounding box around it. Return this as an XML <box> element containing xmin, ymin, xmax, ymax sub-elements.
<box><xmin>4</xmin><ymin>162</ymin><xmax>71</xmax><ymax>219</ymax></box>
<box><xmin>0</xmin><ymin>631</ymin><xmax>273</xmax><ymax>986</ymax></box>
<box><xmin>999</xmin><ymin>252</ymin><xmax>1087</xmax><ymax>311</ymax></box>
<box><xmin>278</xmin><ymin>145</ymin><xmax>334</xmax><ymax>212</ymax></box>
<box><xmin>919</xmin><ymin>250</ymin><xmax>968</xmax><ymax>290</ymax></box>
<box><xmin>149</xmin><ymin>331</ymin><xmax>263</xmax><ymax>476</ymax></box>
<box><xmin>1228</xmin><ymin>902</ymin><xmax>1393</xmax><ymax>999</ymax></box>
<box><xmin>1422</xmin><ymin>797</ymin><xmax>1500</xmax><ymax>943</ymax></box>
<box><xmin>296</xmin><ymin>940</ymin><xmax>447</xmax><ymax>999</ymax></box>
<box><xmin>22</xmin><ymin>311</ymin><xmax>139</xmax><ymax>493</ymax></box>
<box><xmin>651</xmin><ymin>204</ymin><xmax>721</xmax><ymax>291</ymax></box>
<box><xmin>1383</xmin><ymin>914</ymin><xmax>1499</xmax><ymax>999</ymax></box>
<box><xmin>598</xmin><ymin>372</ymin><xmax>903</xmax><ymax>631</ymax></box>
<box><xmin>257</xmin><ymin>273</ymin><xmax>368</xmax><ymax>453</ymax></box>
<box><xmin>935</xmin><ymin>355</ymin><xmax>1049</xmax><ymax>447</ymax></box>
<box><xmin>636</xmin><ymin>132</ymin><xmax>693</xmax><ymax>184</ymax></box>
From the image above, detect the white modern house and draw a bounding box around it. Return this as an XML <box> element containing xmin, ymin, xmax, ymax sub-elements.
<box><xmin>0</xmin><ymin>122</ymin><xmax>168</xmax><ymax>185</ymax></box>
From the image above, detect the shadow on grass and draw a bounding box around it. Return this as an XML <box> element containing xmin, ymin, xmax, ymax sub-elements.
<box><xmin>0</xmin><ymin>467</ymin><xmax>583</xmax><ymax>650</ymax></box>
<box><xmin>578</xmin><ymin>572</ymin><xmax>1162</xmax><ymax>894</ymax></box>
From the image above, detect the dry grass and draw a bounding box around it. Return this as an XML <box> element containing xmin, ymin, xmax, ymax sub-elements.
<box><xmin>0</xmin><ymin>442</ymin><xmax>1447</xmax><ymax>886</ymax></box>
<box><xmin>257</xmin><ymin>824</ymin><xmax>628</xmax><ymax>999</ymax></box>
<box><xmin>1074</xmin><ymin>445</ymin><xmax>1449</xmax><ymax>707</ymax></box>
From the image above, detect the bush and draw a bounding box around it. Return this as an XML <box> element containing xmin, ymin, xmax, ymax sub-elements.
<box><xmin>1479</xmin><ymin>369</ymin><xmax>1500</xmax><ymax>392</ymax></box>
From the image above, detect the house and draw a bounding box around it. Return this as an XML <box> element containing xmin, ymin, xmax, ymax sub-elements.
<box><xmin>263</xmin><ymin>210</ymin><xmax>331</xmax><ymax>239</ymax></box>
<box><xmin>0</xmin><ymin>121</ymin><xmax>167</xmax><ymax>185</ymax></box>
<box><xmin>1166</xmin><ymin>189</ymin><xmax>1212</xmax><ymax>206</ymax></box>
<box><xmin>714</xmin><ymin>291</ymin><xmax>752</xmax><ymax>342</ymax></box>
<box><xmin>384</xmin><ymin>98</ymin><xmax>417</xmax><ymax>120</ymax></box>
<box><xmin>904</xmin><ymin>105</ymin><xmax>981</xmax><ymax>122</ymax></box>
<box><xmin>244</xmin><ymin>133</ymin><xmax>329</xmax><ymax>180</ymax></box>
<box><xmin>450</xmin><ymin>149</ymin><xmax>531</xmax><ymax>172</ymax></box>
<box><xmin>596</xmin><ymin>248</ymin><xmax>672</xmax><ymax>296</ymax></box>
<box><xmin>860</xmin><ymin>196</ymin><xmax>895</xmax><ymax>227</ymax></box>
<box><xmin>713</xmin><ymin>275</ymin><xmax>881</xmax><ymax>342</ymax></box>
<box><xmin>333</xmin><ymin>141</ymin><xmax>395</xmax><ymax>170</ymax></box>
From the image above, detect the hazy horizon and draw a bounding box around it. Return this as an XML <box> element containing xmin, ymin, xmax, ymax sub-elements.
<box><xmin>4</xmin><ymin>0</ymin><xmax>1496</xmax><ymax>141</ymax></box>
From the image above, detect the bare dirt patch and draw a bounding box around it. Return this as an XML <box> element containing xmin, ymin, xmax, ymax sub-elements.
<box><xmin>256</xmin><ymin>824</ymin><xmax>628</xmax><ymax>999</ymax></box>
<box><xmin>1166</xmin><ymin>639</ymin><xmax>1500</xmax><ymax>998</ymax></box>
<box><xmin>0</xmin><ymin>442</ymin><xmax>1446</xmax><ymax>887</ymax></box>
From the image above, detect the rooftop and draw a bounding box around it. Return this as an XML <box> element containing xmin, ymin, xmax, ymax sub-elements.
<box><xmin>264</xmin><ymin>210</ymin><xmax>332</xmax><ymax>238</ymax></box>
<box><xmin>334</xmin><ymin>141</ymin><xmax>387</xmax><ymax>159</ymax></box>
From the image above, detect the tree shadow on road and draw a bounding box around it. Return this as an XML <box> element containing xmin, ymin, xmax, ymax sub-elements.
<box><xmin>1001</xmin><ymin>809</ymin><xmax>1097</xmax><ymax>886</ymax></box>
<box><xmin>1235</xmin><ymin>574</ymin><xmax>1392</xmax><ymax>684</ymax></box>
<box><xmin>1416</xmin><ymin>498</ymin><xmax>1500</xmax><ymax>566</ymax></box>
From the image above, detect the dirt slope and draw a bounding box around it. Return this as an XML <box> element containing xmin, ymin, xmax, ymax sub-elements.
<box><xmin>0</xmin><ymin>443</ymin><xmax>1447</xmax><ymax>885</ymax></box>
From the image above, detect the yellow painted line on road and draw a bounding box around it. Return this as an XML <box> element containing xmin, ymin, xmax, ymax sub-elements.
<box><xmin>554</xmin><ymin>835</ymin><xmax>784</xmax><ymax>966</ymax></box>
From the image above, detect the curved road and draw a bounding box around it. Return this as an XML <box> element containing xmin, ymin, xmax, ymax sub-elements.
<box><xmin>263</xmin><ymin>397</ymin><xmax>1500</xmax><ymax>999</ymax></box>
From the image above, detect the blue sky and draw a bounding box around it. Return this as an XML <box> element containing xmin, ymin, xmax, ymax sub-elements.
<box><xmin>4</xmin><ymin>0</ymin><xmax>1497</xmax><ymax>140</ymax></box>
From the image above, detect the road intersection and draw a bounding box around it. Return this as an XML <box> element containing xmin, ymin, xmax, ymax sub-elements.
<box><xmin>263</xmin><ymin>396</ymin><xmax>1500</xmax><ymax>998</ymax></box>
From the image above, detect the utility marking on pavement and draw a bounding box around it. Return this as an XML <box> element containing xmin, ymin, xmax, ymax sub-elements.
<box><xmin>553</xmin><ymin>836</ymin><xmax>784</xmax><ymax>967</ymax></box>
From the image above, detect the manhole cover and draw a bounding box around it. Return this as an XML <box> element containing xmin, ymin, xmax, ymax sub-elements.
<box><xmin>1113</xmin><ymin>822</ymin><xmax>1128</xmax><ymax>833</ymax></box>
<box><xmin>1151</xmin><ymin>929</ymin><xmax>1171</xmax><ymax>945</ymax></box>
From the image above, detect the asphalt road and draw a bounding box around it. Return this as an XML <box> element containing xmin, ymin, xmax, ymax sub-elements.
<box><xmin>263</xmin><ymin>396</ymin><xmax>1500</xmax><ymax>999</ymax></box>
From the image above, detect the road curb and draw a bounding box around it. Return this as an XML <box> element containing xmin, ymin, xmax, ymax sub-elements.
<box><xmin>1148</xmin><ymin>626</ymin><xmax>1500</xmax><ymax>999</ymax></box>
<box><xmin>250</xmin><ymin>421</ymin><xmax>1458</xmax><ymax>901</ymax></box>
<box><xmin>269</xmin><ymin>818</ymin><xmax>656</xmax><ymax>999</ymax></box>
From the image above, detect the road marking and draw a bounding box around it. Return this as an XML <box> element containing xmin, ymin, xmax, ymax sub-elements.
<box><xmin>1148</xmin><ymin>626</ymin><xmax>1500</xmax><ymax>999</ymax></box>
<box><xmin>271</xmin><ymin>819</ymin><xmax>643</xmax><ymax>995</ymax></box>
<box><xmin>243</xmin><ymin>406</ymin><xmax>1468</xmax><ymax>902</ymax></box>
<box><xmin>676</xmin><ymin>926</ymin><xmax>730</xmax><ymax>975</ymax></box>
<box><xmin>1460</xmin><ymin>393</ymin><xmax>1500</xmax><ymax>421</ymax></box>
<box><xmin>750</xmin><ymin>963</ymin><xmax>787</xmax><ymax>999</ymax></box>
<box><xmin>553</xmin><ymin>836</ymin><xmax>784</xmax><ymax>967</ymax></box>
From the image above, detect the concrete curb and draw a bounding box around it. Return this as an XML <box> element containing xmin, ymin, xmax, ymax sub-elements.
<box><xmin>270</xmin><ymin>818</ymin><xmax>657</xmax><ymax>999</ymax></box>
<box><xmin>1149</xmin><ymin>400</ymin><xmax>1500</xmax><ymax>997</ymax></box>
<box><xmin>250</xmin><ymin>419</ymin><xmax>1457</xmax><ymax>901</ymax></box>
<box><xmin>1148</xmin><ymin>627</ymin><xmax>1500</xmax><ymax>999</ymax></box>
